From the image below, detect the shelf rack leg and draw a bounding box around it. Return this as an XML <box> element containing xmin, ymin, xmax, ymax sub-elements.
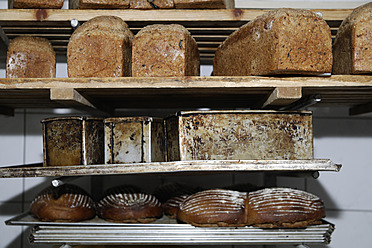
<box><xmin>59</xmin><ymin>244</ymin><xmax>72</xmax><ymax>248</ymax></box>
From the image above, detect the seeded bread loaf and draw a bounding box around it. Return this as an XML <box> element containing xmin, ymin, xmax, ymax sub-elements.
<box><xmin>174</xmin><ymin>0</ymin><xmax>234</xmax><ymax>9</ymax></box>
<box><xmin>213</xmin><ymin>8</ymin><xmax>332</xmax><ymax>76</ymax></box>
<box><xmin>247</xmin><ymin>188</ymin><xmax>325</xmax><ymax>228</ymax></box>
<box><xmin>30</xmin><ymin>184</ymin><xmax>96</xmax><ymax>222</ymax></box>
<box><xmin>130</xmin><ymin>0</ymin><xmax>174</xmax><ymax>9</ymax></box>
<box><xmin>132</xmin><ymin>24</ymin><xmax>200</xmax><ymax>77</ymax></box>
<box><xmin>6</xmin><ymin>36</ymin><xmax>56</xmax><ymax>78</ymax></box>
<box><xmin>177</xmin><ymin>189</ymin><xmax>248</xmax><ymax>227</ymax></box>
<box><xmin>333</xmin><ymin>2</ymin><xmax>372</xmax><ymax>74</ymax></box>
<box><xmin>69</xmin><ymin>0</ymin><xmax>130</xmax><ymax>9</ymax></box>
<box><xmin>67</xmin><ymin>16</ymin><xmax>134</xmax><ymax>77</ymax></box>
<box><xmin>10</xmin><ymin>0</ymin><xmax>64</xmax><ymax>8</ymax></box>
<box><xmin>97</xmin><ymin>185</ymin><xmax>163</xmax><ymax>223</ymax></box>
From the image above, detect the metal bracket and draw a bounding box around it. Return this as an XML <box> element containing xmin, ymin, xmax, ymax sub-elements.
<box><xmin>70</xmin><ymin>19</ymin><xmax>81</xmax><ymax>30</ymax></box>
<box><xmin>280</xmin><ymin>94</ymin><xmax>322</xmax><ymax>110</ymax></box>
<box><xmin>59</xmin><ymin>244</ymin><xmax>72</xmax><ymax>248</ymax></box>
<box><xmin>51</xmin><ymin>176</ymin><xmax>81</xmax><ymax>187</ymax></box>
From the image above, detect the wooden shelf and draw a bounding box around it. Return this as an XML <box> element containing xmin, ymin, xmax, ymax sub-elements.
<box><xmin>0</xmin><ymin>75</ymin><xmax>372</xmax><ymax>115</ymax></box>
<box><xmin>0</xmin><ymin>8</ymin><xmax>352</xmax><ymax>64</ymax></box>
<box><xmin>0</xmin><ymin>159</ymin><xmax>341</xmax><ymax>178</ymax></box>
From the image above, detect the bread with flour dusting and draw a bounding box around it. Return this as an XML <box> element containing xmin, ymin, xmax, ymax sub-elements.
<box><xmin>96</xmin><ymin>185</ymin><xmax>163</xmax><ymax>223</ymax></box>
<box><xmin>177</xmin><ymin>189</ymin><xmax>248</xmax><ymax>227</ymax></box>
<box><xmin>247</xmin><ymin>187</ymin><xmax>325</xmax><ymax>228</ymax></box>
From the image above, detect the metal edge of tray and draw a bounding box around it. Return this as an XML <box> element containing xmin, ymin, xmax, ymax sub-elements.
<box><xmin>0</xmin><ymin>159</ymin><xmax>342</xmax><ymax>178</ymax></box>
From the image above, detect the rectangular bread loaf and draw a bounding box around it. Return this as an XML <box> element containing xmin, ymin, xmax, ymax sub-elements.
<box><xmin>333</xmin><ymin>2</ymin><xmax>372</xmax><ymax>74</ymax></box>
<box><xmin>174</xmin><ymin>0</ymin><xmax>234</xmax><ymax>9</ymax></box>
<box><xmin>130</xmin><ymin>0</ymin><xmax>174</xmax><ymax>9</ymax></box>
<box><xmin>69</xmin><ymin>0</ymin><xmax>130</xmax><ymax>9</ymax></box>
<box><xmin>10</xmin><ymin>0</ymin><xmax>64</xmax><ymax>8</ymax></box>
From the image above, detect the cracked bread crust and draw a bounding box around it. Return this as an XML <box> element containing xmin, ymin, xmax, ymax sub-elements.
<box><xmin>213</xmin><ymin>8</ymin><xmax>332</xmax><ymax>76</ymax></box>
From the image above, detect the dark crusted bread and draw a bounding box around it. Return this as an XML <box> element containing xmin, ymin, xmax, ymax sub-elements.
<box><xmin>177</xmin><ymin>189</ymin><xmax>248</xmax><ymax>227</ymax></box>
<box><xmin>67</xmin><ymin>16</ymin><xmax>134</xmax><ymax>77</ymax></box>
<box><xmin>11</xmin><ymin>0</ymin><xmax>64</xmax><ymax>8</ymax></box>
<box><xmin>333</xmin><ymin>2</ymin><xmax>372</xmax><ymax>74</ymax></box>
<box><xmin>96</xmin><ymin>185</ymin><xmax>163</xmax><ymax>223</ymax></box>
<box><xmin>213</xmin><ymin>8</ymin><xmax>332</xmax><ymax>76</ymax></box>
<box><xmin>130</xmin><ymin>0</ymin><xmax>174</xmax><ymax>9</ymax></box>
<box><xmin>69</xmin><ymin>0</ymin><xmax>130</xmax><ymax>9</ymax></box>
<box><xmin>6</xmin><ymin>36</ymin><xmax>56</xmax><ymax>78</ymax></box>
<box><xmin>174</xmin><ymin>0</ymin><xmax>234</xmax><ymax>9</ymax></box>
<box><xmin>132</xmin><ymin>24</ymin><xmax>200</xmax><ymax>77</ymax></box>
<box><xmin>30</xmin><ymin>184</ymin><xmax>96</xmax><ymax>222</ymax></box>
<box><xmin>247</xmin><ymin>187</ymin><xmax>325</xmax><ymax>228</ymax></box>
<box><xmin>164</xmin><ymin>195</ymin><xmax>189</xmax><ymax>219</ymax></box>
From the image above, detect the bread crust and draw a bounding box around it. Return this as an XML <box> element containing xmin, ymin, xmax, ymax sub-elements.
<box><xmin>333</xmin><ymin>2</ymin><xmax>372</xmax><ymax>74</ymax></box>
<box><xmin>12</xmin><ymin>0</ymin><xmax>64</xmax><ymax>8</ymax></box>
<box><xmin>30</xmin><ymin>184</ymin><xmax>96</xmax><ymax>222</ymax></box>
<box><xmin>70</xmin><ymin>0</ymin><xmax>130</xmax><ymax>9</ymax></box>
<box><xmin>213</xmin><ymin>8</ymin><xmax>332</xmax><ymax>76</ymax></box>
<box><xmin>174</xmin><ymin>0</ymin><xmax>234</xmax><ymax>9</ymax></box>
<box><xmin>67</xmin><ymin>16</ymin><xmax>134</xmax><ymax>77</ymax></box>
<box><xmin>132</xmin><ymin>24</ymin><xmax>200</xmax><ymax>77</ymax></box>
<box><xmin>6</xmin><ymin>36</ymin><xmax>56</xmax><ymax>78</ymax></box>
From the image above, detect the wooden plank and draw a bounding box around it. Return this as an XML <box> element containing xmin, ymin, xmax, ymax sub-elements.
<box><xmin>50</xmin><ymin>88</ymin><xmax>113</xmax><ymax>116</ymax></box>
<box><xmin>261</xmin><ymin>87</ymin><xmax>302</xmax><ymax>108</ymax></box>
<box><xmin>0</xmin><ymin>159</ymin><xmax>341</xmax><ymax>178</ymax></box>
<box><xmin>349</xmin><ymin>102</ymin><xmax>372</xmax><ymax>116</ymax></box>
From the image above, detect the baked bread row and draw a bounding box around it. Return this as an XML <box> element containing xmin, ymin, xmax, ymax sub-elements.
<box><xmin>30</xmin><ymin>183</ymin><xmax>325</xmax><ymax>228</ymax></box>
<box><xmin>11</xmin><ymin>0</ymin><xmax>234</xmax><ymax>9</ymax></box>
<box><xmin>6</xmin><ymin>3</ymin><xmax>372</xmax><ymax>78</ymax></box>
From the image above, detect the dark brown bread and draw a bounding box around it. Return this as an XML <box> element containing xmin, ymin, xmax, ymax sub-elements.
<box><xmin>67</xmin><ymin>16</ymin><xmax>134</xmax><ymax>77</ymax></box>
<box><xmin>177</xmin><ymin>189</ymin><xmax>248</xmax><ymax>227</ymax></box>
<box><xmin>6</xmin><ymin>36</ymin><xmax>56</xmax><ymax>78</ymax></box>
<box><xmin>164</xmin><ymin>195</ymin><xmax>189</xmax><ymax>218</ymax></box>
<box><xmin>132</xmin><ymin>24</ymin><xmax>200</xmax><ymax>77</ymax></box>
<box><xmin>97</xmin><ymin>185</ymin><xmax>163</xmax><ymax>223</ymax></box>
<box><xmin>213</xmin><ymin>8</ymin><xmax>332</xmax><ymax>76</ymax></box>
<box><xmin>247</xmin><ymin>188</ymin><xmax>325</xmax><ymax>228</ymax></box>
<box><xmin>333</xmin><ymin>2</ymin><xmax>372</xmax><ymax>74</ymax></box>
<box><xmin>69</xmin><ymin>0</ymin><xmax>130</xmax><ymax>9</ymax></box>
<box><xmin>30</xmin><ymin>184</ymin><xmax>96</xmax><ymax>222</ymax></box>
<box><xmin>130</xmin><ymin>0</ymin><xmax>174</xmax><ymax>9</ymax></box>
<box><xmin>174</xmin><ymin>0</ymin><xmax>234</xmax><ymax>9</ymax></box>
<box><xmin>11</xmin><ymin>0</ymin><xmax>64</xmax><ymax>8</ymax></box>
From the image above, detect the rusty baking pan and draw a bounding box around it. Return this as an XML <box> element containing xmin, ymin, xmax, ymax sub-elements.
<box><xmin>104</xmin><ymin>117</ymin><xmax>166</xmax><ymax>164</ymax></box>
<box><xmin>165</xmin><ymin>110</ymin><xmax>313</xmax><ymax>161</ymax></box>
<box><xmin>42</xmin><ymin>117</ymin><xmax>104</xmax><ymax>167</ymax></box>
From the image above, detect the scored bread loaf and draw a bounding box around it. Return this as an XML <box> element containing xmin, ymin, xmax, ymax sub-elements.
<box><xmin>163</xmin><ymin>194</ymin><xmax>189</xmax><ymax>218</ymax></box>
<box><xmin>132</xmin><ymin>24</ymin><xmax>200</xmax><ymax>77</ymax></box>
<box><xmin>69</xmin><ymin>0</ymin><xmax>130</xmax><ymax>9</ymax></box>
<box><xmin>6</xmin><ymin>36</ymin><xmax>56</xmax><ymax>78</ymax></box>
<box><xmin>333</xmin><ymin>2</ymin><xmax>372</xmax><ymax>74</ymax></box>
<box><xmin>96</xmin><ymin>185</ymin><xmax>163</xmax><ymax>223</ymax></box>
<box><xmin>10</xmin><ymin>0</ymin><xmax>64</xmax><ymax>8</ymax></box>
<box><xmin>177</xmin><ymin>189</ymin><xmax>248</xmax><ymax>227</ymax></box>
<box><xmin>67</xmin><ymin>16</ymin><xmax>134</xmax><ymax>77</ymax></box>
<box><xmin>247</xmin><ymin>187</ymin><xmax>325</xmax><ymax>228</ymax></box>
<box><xmin>130</xmin><ymin>0</ymin><xmax>174</xmax><ymax>9</ymax></box>
<box><xmin>30</xmin><ymin>184</ymin><xmax>96</xmax><ymax>222</ymax></box>
<box><xmin>174</xmin><ymin>0</ymin><xmax>234</xmax><ymax>9</ymax></box>
<box><xmin>213</xmin><ymin>8</ymin><xmax>332</xmax><ymax>76</ymax></box>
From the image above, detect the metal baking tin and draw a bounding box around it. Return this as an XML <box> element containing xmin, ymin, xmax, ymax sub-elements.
<box><xmin>42</xmin><ymin>117</ymin><xmax>104</xmax><ymax>167</ymax></box>
<box><xmin>104</xmin><ymin>117</ymin><xmax>166</xmax><ymax>164</ymax></box>
<box><xmin>165</xmin><ymin>110</ymin><xmax>313</xmax><ymax>161</ymax></box>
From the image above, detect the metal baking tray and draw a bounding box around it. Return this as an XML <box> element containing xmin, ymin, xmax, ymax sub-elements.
<box><xmin>7</xmin><ymin>213</ymin><xmax>335</xmax><ymax>245</ymax></box>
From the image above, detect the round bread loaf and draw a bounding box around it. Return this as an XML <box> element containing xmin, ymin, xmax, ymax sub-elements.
<box><xmin>163</xmin><ymin>194</ymin><xmax>189</xmax><ymax>219</ymax></box>
<box><xmin>30</xmin><ymin>184</ymin><xmax>96</xmax><ymax>222</ymax></box>
<box><xmin>247</xmin><ymin>187</ymin><xmax>325</xmax><ymax>228</ymax></box>
<box><xmin>177</xmin><ymin>189</ymin><xmax>248</xmax><ymax>227</ymax></box>
<box><xmin>97</xmin><ymin>185</ymin><xmax>163</xmax><ymax>223</ymax></box>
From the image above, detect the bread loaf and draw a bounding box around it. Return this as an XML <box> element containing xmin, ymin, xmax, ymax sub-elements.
<box><xmin>11</xmin><ymin>0</ymin><xmax>64</xmax><ymax>8</ymax></box>
<box><xmin>174</xmin><ymin>0</ymin><xmax>234</xmax><ymax>9</ymax></box>
<box><xmin>333</xmin><ymin>2</ymin><xmax>372</xmax><ymax>74</ymax></box>
<box><xmin>177</xmin><ymin>189</ymin><xmax>248</xmax><ymax>227</ymax></box>
<box><xmin>163</xmin><ymin>195</ymin><xmax>189</xmax><ymax>218</ymax></box>
<box><xmin>30</xmin><ymin>184</ymin><xmax>96</xmax><ymax>222</ymax></box>
<box><xmin>130</xmin><ymin>0</ymin><xmax>174</xmax><ymax>9</ymax></box>
<box><xmin>67</xmin><ymin>16</ymin><xmax>134</xmax><ymax>77</ymax></box>
<box><xmin>6</xmin><ymin>36</ymin><xmax>56</xmax><ymax>78</ymax></box>
<box><xmin>69</xmin><ymin>0</ymin><xmax>130</xmax><ymax>9</ymax></box>
<box><xmin>213</xmin><ymin>8</ymin><xmax>332</xmax><ymax>76</ymax></box>
<box><xmin>132</xmin><ymin>24</ymin><xmax>200</xmax><ymax>77</ymax></box>
<box><xmin>247</xmin><ymin>188</ymin><xmax>325</xmax><ymax>228</ymax></box>
<box><xmin>97</xmin><ymin>185</ymin><xmax>163</xmax><ymax>223</ymax></box>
